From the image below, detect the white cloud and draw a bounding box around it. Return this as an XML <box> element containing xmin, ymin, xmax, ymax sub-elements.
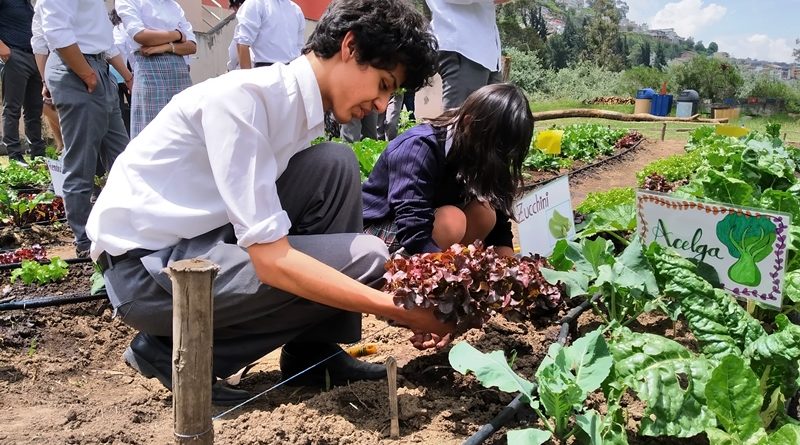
<box><xmin>716</xmin><ymin>34</ymin><xmax>795</xmax><ymax>63</ymax></box>
<box><xmin>650</xmin><ymin>0</ymin><xmax>727</xmax><ymax>37</ymax></box>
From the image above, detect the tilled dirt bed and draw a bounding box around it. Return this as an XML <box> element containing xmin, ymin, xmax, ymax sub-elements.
<box><xmin>0</xmin><ymin>139</ymin><xmax>707</xmax><ymax>444</ymax></box>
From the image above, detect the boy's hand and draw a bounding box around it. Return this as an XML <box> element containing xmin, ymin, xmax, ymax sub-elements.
<box><xmin>409</xmin><ymin>332</ymin><xmax>453</xmax><ymax>350</ymax></box>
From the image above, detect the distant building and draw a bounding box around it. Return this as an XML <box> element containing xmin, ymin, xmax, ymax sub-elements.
<box><xmin>645</xmin><ymin>28</ymin><xmax>681</xmax><ymax>44</ymax></box>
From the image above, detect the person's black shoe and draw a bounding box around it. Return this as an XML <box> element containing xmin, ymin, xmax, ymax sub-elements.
<box><xmin>123</xmin><ymin>333</ymin><xmax>252</xmax><ymax>406</ymax></box>
<box><xmin>279</xmin><ymin>342</ymin><xmax>386</xmax><ymax>387</ymax></box>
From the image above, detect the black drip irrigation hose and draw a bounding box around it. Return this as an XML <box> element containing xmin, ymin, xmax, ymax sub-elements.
<box><xmin>0</xmin><ymin>291</ymin><xmax>106</xmax><ymax>311</ymax></box>
<box><xmin>0</xmin><ymin>256</ymin><xmax>93</xmax><ymax>271</ymax></box>
<box><xmin>462</xmin><ymin>294</ymin><xmax>602</xmax><ymax>445</ymax></box>
<box><xmin>522</xmin><ymin>138</ymin><xmax>644</xmax><ymax>191</ymax></box>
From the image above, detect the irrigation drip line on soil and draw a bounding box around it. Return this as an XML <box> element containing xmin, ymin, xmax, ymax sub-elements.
<box><xmin>0</xmin><ymin>256</ymin><xmax>93</xmax><ymax>270</ymax></box>
<box><xmin>522</xmin><ymin>138</ymin><xmax>644</xmax><ymax>191</ymax></box>
<box><xmin>212</xmin><ymin>323</ymin><xmax>395</xmax><ymax>421</ymax></box>
<box><xmin>462</xmin><ymin>294</ymin><xmax>600</xmax><ymax>445</ymax></box>
<box><xmin>0</xmin><ymin>291</ymin><xmax>107</xmax><ymax>311</ymax></box>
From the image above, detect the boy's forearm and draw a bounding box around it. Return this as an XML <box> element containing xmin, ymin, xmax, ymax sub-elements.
<box><xmin>248</xmin><ymin>238</ymin><xmax>404</xmax><ymax>321</ymax></box>
<box><xmin>35</xmin><ymin>53</ymin><xmax>49</xmax><ymax>79</ymax></box>
<box><xmin>55</xmin><ymin>44</ymin><xmax>94</xmax><ymax>78</ymax></box>
<box><xmin>237</xmin><ymin>44</ymin><xmax>252</xmax><ymax>69</ymax></box>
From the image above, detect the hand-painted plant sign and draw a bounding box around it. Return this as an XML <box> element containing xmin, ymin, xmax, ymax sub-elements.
<box><xmin>637</xmin><ymin>191</ymin><xmax>789</xmax><ymax>308</ymax></box>
<box><xmin>715</xmin><ymin>213</ymin><xmax>776</xmax><ymax>286</ymax></box>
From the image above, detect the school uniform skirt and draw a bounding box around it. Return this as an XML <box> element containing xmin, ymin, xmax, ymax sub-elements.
<box><xmin>130</xmin><ymin>52</ymin><xmax>192</xmax><ymax>138</ymax></box>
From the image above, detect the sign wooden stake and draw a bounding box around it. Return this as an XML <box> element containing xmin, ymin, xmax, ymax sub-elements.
<box><xmin>386</xmin><ymin>357</ymin><xmax>399</xmax><ymax>439</ymax></box>
<box><xmin>166</xmin><ymin>259</ymin><xmax>219</xmax><ymax>445</ymax></box>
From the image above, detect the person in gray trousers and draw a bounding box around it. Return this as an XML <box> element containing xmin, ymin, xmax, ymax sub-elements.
<box><xmin>0</xmin><ymin>0</ymin><xmax>45</xmax><ymax>163</ymax></box>
<box><xmin>38</xmin><ymin>0</ymin><xmax>133</xmax><ymax>258</ymax></box>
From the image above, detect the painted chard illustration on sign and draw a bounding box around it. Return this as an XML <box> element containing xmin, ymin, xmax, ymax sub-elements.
<box><xmin>715</xmin><ymin>213</ymin><xmax>777</xmax><ymax>286</ymax></box>
<box><xmin>548</xmin><ymin>210</ymin><xmax>571</xmax><ymax>239</ymax></box>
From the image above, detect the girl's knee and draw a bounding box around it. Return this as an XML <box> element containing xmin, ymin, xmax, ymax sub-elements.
<box><xmin>433</xmin><ymin>205</ymin><xmax>467</xmax><ymax>248</ymax></box>
<box><xmin>463</xmin><ymin>200</ymin><xmax>496</xmax><ymax>244</ymax></box>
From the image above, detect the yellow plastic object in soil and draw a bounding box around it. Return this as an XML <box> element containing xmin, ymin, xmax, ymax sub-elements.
<box><xmin>715</xmin><ymin>124</ymin><xmax>749</xmax><ymax>138</ymax></box>
<box><xmin>535</xmin><ymin>129</ymin><xmax>564</xmax><ymax>155</ymax></box>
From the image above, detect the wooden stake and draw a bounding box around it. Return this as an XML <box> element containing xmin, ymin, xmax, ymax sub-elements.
<box><xmin>661</xmin><ymin>122</ymin><xmax>667</xmax><ymax>141</ymax></box>
<box><xmin>386</xmin><ymin>357</ymin><xmax>399</xmax><ymax>439</ymax></box>
<box><xmin>166</xmin><ymin>259</ymin><xmax>219</xmax><ymax>445</ymax></box>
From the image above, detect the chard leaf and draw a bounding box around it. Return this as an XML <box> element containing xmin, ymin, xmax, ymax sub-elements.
<box><xmin>705</xmin><ymin>355</ymin><xmax>763</xmax><ymax>442</ymax></box>
<box><xmin>743</xmin><ymin>314</ymin><xmax>800</xmax><ymax>400</ymax></box>
<box><xmin>766</xmin><ymin>424</ymin><xmax>800</xmax><ymax>445</ymax></box>
<box><xmin>448</xmin><ymin>342</ymin><xmax>535</xmax><ymax>403</ymax></box>
<box><xmin>706</xmin><ymin>427</ymin><xmax>767</xmax><ymax>445</ymax></box>
<box><xmin>507</xmin><ymin>428</ymin><xmax>551</xmax><ymax>445</ymax></box>
<box><xmin>759</xmin><ymin>189</ymin><xmax>800</xmax><ymax>221</ymax></box>
<box><xmin>541</xmin><ymin>267</ymin><xmax>589</xmax><ymax>298</ymax></box>
<box><xmin>610</xmin><ymin>329</ymin><xmax>715</xmax><ymax>437</ymax></box>
<box><xmin>652</xmin><ymin>250</ymin><xmax>765</xmax><ymax>361</ymax></box>
<box><xmin>701</xmin><ymin>169</ymin><xmax>755</xmax><ymax>207</ymax></box>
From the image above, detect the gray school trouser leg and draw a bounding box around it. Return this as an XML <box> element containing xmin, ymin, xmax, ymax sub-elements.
<box><xmin>104</xmin><ymin>143</ymin><xmax>390</xmax><ymax>377</ymax></box>
<box><xmin>340</xmin><ymin>111</ymin><xmax>378</xmax><ymax>143</ymax></box>
<box><xmin>46</xmin><ymin>54</ymin><xmax>129</xmax><ymax>252</ymax></box>
<box><xmin>438</xmin><ymin>50</ymin><xmax>502</xmax><ymax>110</ymax></box>
<box><xmin>377</xmin><ymin>92</ymin><xmax>404</xmax><ymax>141</ymax></box>
<box><xmin>1</xmin><ymin>49</ymin><xmax>45</xmax><ymax>158</ymax></box>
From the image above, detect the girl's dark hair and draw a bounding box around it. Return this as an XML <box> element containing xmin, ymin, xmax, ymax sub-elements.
<box><xmin>229</xmin><ymin>0</ymin><xmax>245</xmax><ymax>9</ymax></box>
<box><xmin>303</xmin><ymin>0</ymin><xmax>438</xmax><ymax>93</ymax></box>
<box><xmin>428</xmin><ymin>83</ymin><xmax>534</xmax><ymax>219</ymax></box>
<box><xmin>109</xmin><ymin>9</ymin><xmax>122</xmax><ymax>26</ymax></box>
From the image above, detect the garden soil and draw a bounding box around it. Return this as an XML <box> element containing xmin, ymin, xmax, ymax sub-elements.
<box><xmin>0</xmin><ymin>139</ymin><xmax>706</xmax><ymax>445</ymax></box>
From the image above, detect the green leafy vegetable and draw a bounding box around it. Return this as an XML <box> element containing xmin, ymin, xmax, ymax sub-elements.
<box><xmin>10</xmin><ymin>257</ymin><xmax>69</xmax><ymax>285</ymax></box>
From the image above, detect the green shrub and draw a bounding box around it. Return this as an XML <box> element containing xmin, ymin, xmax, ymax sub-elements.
<box><xmin>506</xmin><ymin>47</ymin><xmax>550</xmax><ymax>96</ymax></box>
<box><xmin>576</xmin><ymin>187</ymin><xmax>635</xmax><ymax>214</ymax></box>
<box><xmin>620</xmin><ymin>66</ymin><xmax>669</xmax><ymax>96</ymax></box>
<box><xmin>668</xmin><ymin>55</ymin><xmax>743</xmax><ymax>101</ymax></box>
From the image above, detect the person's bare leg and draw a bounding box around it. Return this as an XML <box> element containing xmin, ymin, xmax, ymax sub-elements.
<box><xmin>432</xmin><ymin>205</ymin><xmax>466</xmax><ymax>250</ymax></box>
<box><xmin>42</xmin><ymin>104</ymin><xmax>63</xmax><ymax>152</ymax></box>
<box><xmin>462</xmin><ymin>200</ymin><xmax>496</xmax><ymax>246</ymax></box>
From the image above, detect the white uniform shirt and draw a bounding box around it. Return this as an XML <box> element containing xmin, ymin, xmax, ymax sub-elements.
<box><xmin>115</xmin><ymin>0</ymin><xmax>196</xmax><ymax>50</ymax></box>
<box><xmin>86</xmin><ymin>56</ymin><xmax>325</xmax><ymax>259</ymax></box>
<box><xmin>38</xmin><ymin>0</ymin><xmax>119</xmax><ymax>57</ymax></box>
<box><xmin>30</xmin><ymin>2</ymin><xmax>49</xmax><ymax>56</ymax></box>
<box><xmin>233</xmin><ymin>0</ymin><xmax>305</xmax><ymax>65</ymax></box>
<box><xmin>425</xmin><ymin>0</ymin><xmax>501</xmax><ymax>71</ymax></box>
<box><xmin>112</xmin><ymin>24</ymin><xmax>136</xmax><ymax>72</ymax></box>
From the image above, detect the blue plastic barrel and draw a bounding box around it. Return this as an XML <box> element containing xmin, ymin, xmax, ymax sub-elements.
<box><xmin>650</xmin><ymin>94</ymin><xmax>673</xmax><ymax>116</ymax></box>
<box><xmin>636</xmin><ymin>88</ymin><xmax>656</xmax><ymax>99</ymax></box>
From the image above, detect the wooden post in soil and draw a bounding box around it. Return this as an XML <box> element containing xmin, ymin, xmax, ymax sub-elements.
<box><xmin>386</xmin><ymin>357</ymin><xmax>400</xmax><ymax>439</ymax></box>
<box><xmin>166</xmin><ymin>259</ymin><xmax>219</xmax><ymax>445</ymax></box>
<box><xmin>661</xmin><ymin>122</ymin><xmax>667</xmax><ymax>141</ymax></box>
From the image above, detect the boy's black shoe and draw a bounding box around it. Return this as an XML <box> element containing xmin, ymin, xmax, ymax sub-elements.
<box><xmin>279</xmin><ymin>342</ymin><xmax>386</xmax><ymax>387</ymax></box>
<box><xmin>123</xmin><ymin>332</ymin><xmax>252</xmax><ymax>406</ymax></box>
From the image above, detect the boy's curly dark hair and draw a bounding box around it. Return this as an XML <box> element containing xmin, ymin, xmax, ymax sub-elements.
<box><xmin>303</xmin><ymin>0</ymin><xmax>438</xmax><ymax>93</ymax></box>
<box><xmin>428</xmin><ymin>84</ymin><xmax>534</xmax><ymax>220</ymax></box>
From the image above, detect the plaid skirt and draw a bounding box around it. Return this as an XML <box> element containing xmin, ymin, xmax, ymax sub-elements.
<box><xmin>364</xmin><ymin>219</ymin><xmax>402</xmax><ymax>253</ymax></box>
<box><xmin>131</xmin><ymin>52</ymin><xmax>192</xmax><ymax>138</ymax></box>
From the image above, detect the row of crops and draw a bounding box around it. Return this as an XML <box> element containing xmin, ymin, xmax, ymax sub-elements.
<box><xmin>440</xmin><ymin>125</ymin><xmax>800</xmax><ymax>444</ymax></box>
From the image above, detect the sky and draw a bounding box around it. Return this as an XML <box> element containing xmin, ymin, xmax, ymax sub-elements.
<box><xmin>623</xmin><ymin>0</ymin><xmax>799</xmax><ymax>63</ymax></box>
